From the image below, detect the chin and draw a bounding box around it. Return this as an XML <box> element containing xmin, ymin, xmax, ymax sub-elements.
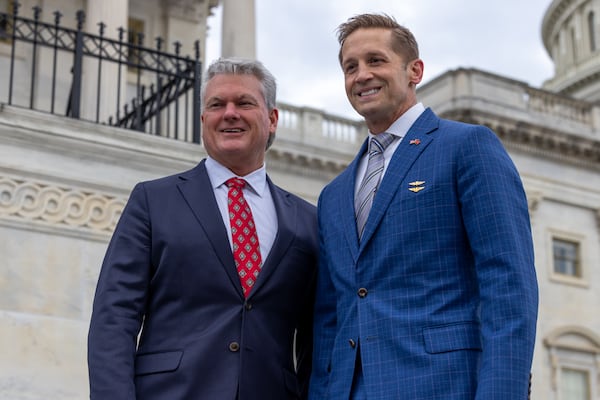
<box><xmin>353</xmin><ymin>105</ymin><xmax>377</xmax><ymax>119</ymax></box>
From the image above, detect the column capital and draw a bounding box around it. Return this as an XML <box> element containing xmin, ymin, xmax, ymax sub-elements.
<box><xmin>164</xmin><ymin>0</ymin><xmax>217</xmax><ymax>23</ymax></box>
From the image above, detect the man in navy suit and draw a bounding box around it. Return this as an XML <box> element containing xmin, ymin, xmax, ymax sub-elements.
<box><xmin>88</xmin><ymin>58</ymin><xmax>318</xmax><ymax>399</ymax></box>
<box><xmin>309</xmin><ymin>14</ymin><xmax>538</xmax><ymax>399</ymax></box>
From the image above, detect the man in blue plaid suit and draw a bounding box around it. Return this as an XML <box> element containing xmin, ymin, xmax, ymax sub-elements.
<box><xmin>309</xmin><ymin>13</ymin><xmax>538</xmax><ymax>400</ymax></box>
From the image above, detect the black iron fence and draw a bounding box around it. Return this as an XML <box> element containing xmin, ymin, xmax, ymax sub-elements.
<box><xmin>0</xmin><ymin>2</ymin><xmax>202</xmax><ymax>143</ymax></box>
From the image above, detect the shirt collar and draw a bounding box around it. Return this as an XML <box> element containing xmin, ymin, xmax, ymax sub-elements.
<box><xmin>205</xmin><ymin>156</ymin><xmax>268</xmax><ymax>197</ymax></box>
<box><xmin>368</xmin><ymin>102</ymin><xmax>425</xmax><ymax>140</ymax></box>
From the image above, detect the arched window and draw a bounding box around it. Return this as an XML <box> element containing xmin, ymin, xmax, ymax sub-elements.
<box><xmin>588</xmin><ymin>12</ymin><xmax>596</xmax><ymax>52</ymax></box>
<box><xmin>544</xmin><ymin>326</ymin><xmax>600</xmax><ymax>400</ymax></box>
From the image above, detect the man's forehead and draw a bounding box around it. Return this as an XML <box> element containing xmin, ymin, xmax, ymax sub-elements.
<box><xmin>205</xmin><ymin>75</ymin><xmax>261</xmax><ymax>95</ymax></box>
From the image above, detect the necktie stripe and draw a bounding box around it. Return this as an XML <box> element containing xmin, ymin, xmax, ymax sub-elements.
<box><xmin>355</xmin><ymin>132</ymin><xmax>396</xmax><ymax>240</ymax></box>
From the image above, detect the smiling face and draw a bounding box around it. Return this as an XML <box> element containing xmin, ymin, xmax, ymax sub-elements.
<box><xmin>201</xmin><ymin>73</ymin><xmax>278</xmax><ymax>176</ymax></box>
<box><xmin>341</xmin><ymin>28</ymin><xmax>423</xmax><ymax>133</ymax></box>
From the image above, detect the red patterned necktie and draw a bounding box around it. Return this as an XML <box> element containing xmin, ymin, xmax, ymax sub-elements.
<box><xmin>226</xmin><ymin>177</ymin><xmax>262</xmax><ymax>297</ymax></box>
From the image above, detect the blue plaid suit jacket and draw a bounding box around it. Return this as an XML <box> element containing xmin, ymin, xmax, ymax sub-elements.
<box><xmin>309</xmin><ymin>108</ymin><xmax>538</xmax><ymax>399</ymax></box>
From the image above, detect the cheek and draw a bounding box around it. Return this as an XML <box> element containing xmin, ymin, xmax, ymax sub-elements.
<box><xmin>344</xmin><ymin>79</ymin><xmax>353</xmax><ymax>95</ymax></box>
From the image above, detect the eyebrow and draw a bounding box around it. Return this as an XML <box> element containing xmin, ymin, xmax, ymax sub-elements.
<box><xmin>343</xmin><ymin>50</ymin><xmax>388</xmax><ymax>64</ymax></box>
<box><xmin>205</xmin><ymin>93</ymin><xmax>261</xmax><ymax>107</ymax></box>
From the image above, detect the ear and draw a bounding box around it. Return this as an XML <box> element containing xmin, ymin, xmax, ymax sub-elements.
<box><xmin>268</xmin><ymin>108</ymin><xmax>279</xmax><ymax>134</ymax></box>
<box><xmin>408</xmin><ymin>58</ymin><xmax>424</xmax><ymax>85</ymax></box>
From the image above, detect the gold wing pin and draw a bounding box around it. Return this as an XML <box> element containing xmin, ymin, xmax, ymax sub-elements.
<box><xmin>408</xmin><ymin>181</ymin><xmax>425</xmax><ymax>193</ymax></box>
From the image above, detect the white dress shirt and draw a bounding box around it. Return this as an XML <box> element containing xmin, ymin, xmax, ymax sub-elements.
<box><xmin>205</xmin><ymin>157</ymin><xmax>278</xmax><ymax>262</ymax></box>
<box><xmin>354</xmin><ymin>103</ymin><xmax>426</xmax><ymax>197</ymax></box>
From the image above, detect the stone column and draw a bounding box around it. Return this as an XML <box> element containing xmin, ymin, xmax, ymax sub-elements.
<box><xmin>221</xmin><ymin>0</ymin><xmax>256</xmax><ymax>59</ymax></box>
<box><xmin>82</xmin><ymin>0</ymin><xmax>128</xmax><ymax>123</ymax></box>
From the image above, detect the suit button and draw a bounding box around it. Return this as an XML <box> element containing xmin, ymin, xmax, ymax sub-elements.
<box><xmin>244</xmin><ymin>302</ymin><xmax>252</xmax><ymax>311</ymax></box>
<box><xmin>228</xmin><ymin>341</ymin><xmax>240</xmax><ymax>352</ymax></box>
<box><xmin>357</xmin><ymin>288</ymin><xmax>368</xmax><ymax>298</ymax></box>
<box><xmin>349</xmin><ymin>339</ymin><xmax>356</xmax><ymax>348</ymax></box>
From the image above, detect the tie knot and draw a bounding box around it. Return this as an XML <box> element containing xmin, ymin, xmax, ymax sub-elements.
<box><xmin>226</xmin><ymin>177</ymin><xmax>246</xmax><ymax>190</ymax></box>
<box><xmin>370</xmin><ymin>132</ymin><xmax>395</xmax><ymax>154</ymax></box>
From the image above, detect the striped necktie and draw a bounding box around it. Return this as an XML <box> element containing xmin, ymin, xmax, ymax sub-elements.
<box><xmin>355</xmin><ymin>132</ymin><xmax>395</xmax><ymax>240</ymax></box>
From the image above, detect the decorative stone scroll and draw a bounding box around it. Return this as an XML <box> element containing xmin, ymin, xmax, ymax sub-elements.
<box><xmin>0</xmin><ymin>176</ymin><xmax>126</xmax><ymax>233</ymax></box>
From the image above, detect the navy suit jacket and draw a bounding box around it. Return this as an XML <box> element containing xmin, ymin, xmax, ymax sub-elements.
<box><xmin>88</xmin><ymin>160</ymin><xmax>318</xmax><ymax>400</ymax></box>
<box><xmin>310</xmin><ymin>108</ymin><xmax>538</xmax><ymax>399</ymax></box>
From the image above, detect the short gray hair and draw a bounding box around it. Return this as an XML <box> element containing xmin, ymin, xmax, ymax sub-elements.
<box><xmin>201</xmin><ymin>57</ymin><xmax>277</xmax><ymax>110</ymax></box>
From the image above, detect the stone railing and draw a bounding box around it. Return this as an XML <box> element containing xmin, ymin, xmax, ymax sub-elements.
<box><xmin>418</xmin><ymin>68</ymin><xmax>600</xmax><ymax>138</ymax></box>
<box><xmin>524</xmin><ymin>85</ymin><xmax>594</xmax><ymax>127</ymax></box>
<box><xmin>275</xmin><ymin>101</ymin><xmax>364</xmax><ymax>155</ymax></box>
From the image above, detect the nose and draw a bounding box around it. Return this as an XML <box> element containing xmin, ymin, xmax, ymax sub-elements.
<box><xmin>354</xmin><ymin>63</ymin><xmax>373</xmax><ymax>83</ymax></box>
<box><xmin>223</xmin><ymin>102</ymin><xmax>240</xmax><ymax>120</ymax></box>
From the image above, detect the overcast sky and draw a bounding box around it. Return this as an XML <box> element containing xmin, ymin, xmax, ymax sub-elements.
<box><xmin>205</xmin><ymin>0</ymin><xmax>556</xmax><ymax>120</ymax></box>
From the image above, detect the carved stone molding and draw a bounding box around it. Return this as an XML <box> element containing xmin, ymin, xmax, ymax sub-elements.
<box><xmin>267</xmin><ymin>147</ymin><xmax>349</xmax><ymax>180</ymax></box>
<box><xmin>526</xmin><ymin>190</ymin><xmax>544</xmax><ymax>216</ymax></box>
<box><xmin>0</xmin><ymin>176</ymin><xmax>126</xmax><ymax>234</ymax></box>
<box><xmin>441</xmin><ymin>109</ymin><xmax>600</xmax><ymax>170</ymax></box>
<box><xmin>164</xmin><ymin>0</ymin><xmax>208</xmax><ymax>22</ymax></box>
<box><xmin>544</xmin><ymin>325</ymin><xmax>600</xmax><ymax>392</ymax></box>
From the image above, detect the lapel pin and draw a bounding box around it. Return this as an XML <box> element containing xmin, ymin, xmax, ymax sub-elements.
<box><xmin>408</xmin><ymin>181</ymin><xmax>425</xmax><ymax>193</ymax></box>
<box><xmin>409</xmin><ymin>139</ymin><xmax>421</xmax><ymax>145</ymax></box>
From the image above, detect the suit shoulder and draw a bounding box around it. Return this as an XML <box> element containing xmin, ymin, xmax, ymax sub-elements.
<box><xmin>319</xmin><ymin>165</ymin><xmax>352</xmax><ymax>197</ymax></box>
<box><xmin>272</xmin><ymin>185</ymin><xmax>316</xmax><ymax>213</ymax></box>
<box><xmin>434</xmin><ymin>118</ymin><xmax>501</xmax><ymax>146</ymax></box>
<box><xmin>438</xmin><ymin>117</ymin><xmax>497</xmax><ymax>135</ymax></box>
<box><xmin>437</xmin><ymin>118</ymin><xmax>493</xmax><ymax>134</ymax></box>
<box><xmin>135</xmin><ymin>163</ymin><xmax>203</xmax><ymax>191</ymax></box>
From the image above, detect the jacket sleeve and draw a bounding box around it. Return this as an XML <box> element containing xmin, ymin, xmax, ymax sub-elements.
<box><xmin>308</xmin><ymin>192</ymin><xmax>339</xmax><ymax>399</ymax></box>
<box><xmin>295</xmin><ymin>262</ymin><xmax>317</xmax><ymax>399</ymax></box>
<box><xmin>455</xmin><ymin>125</ymin><xmax>539</xmax><ymax>399</ymax></box>
<box><xmin>87</xmin><ymin>183</ymin><xmax>153</xmax><ymax>399</ymax></box>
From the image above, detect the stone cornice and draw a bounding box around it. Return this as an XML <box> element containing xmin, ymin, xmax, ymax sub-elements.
<box><xmin>552</xmin><ymin>68</ymin><xmax>600</xmax><ymax>96</ymax></box>
<box><xmin>164</xmin><ymin>0</ymin><xmax>210</xmax><ymax>22</ymax></box>
<box><xmin>268</xmin><ymin>141</ymin><xmax>351</xmax><ymax>176</ymax></box>
<box><xmin>439</xmin><ymin>108</ymin><xmax>600</xmax><ymax>171</ymax></box>
<box><xmin>0</xmin><ymin>104</ymin><xmax>352</xmax><ymax>182</ymax></box>
<box><xmin>267</xmin><ymin>149</ymin><xmax>347</xmax><ymax>182</ymax></box>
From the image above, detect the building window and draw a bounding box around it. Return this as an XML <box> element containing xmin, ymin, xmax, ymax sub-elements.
<box><xmin>127</xmin><ymin>17</ymin><xmax>145</xmax><ymax>70</ymax></box>
<box><xmin>588</xmin><ymin>12</ymin><xmax>596</xmax><ymax>52</ymax></box>
<box><xmin>561</xmin><ymin>368</ymin><xmax>590</xmax><ymax>400</ymax></box>
<box><xmin>553</xmin><ymin>238</ymin><xmax>580</xmax><ymax>278</ymax></box>
<box><xmin>545</xmin><ymin>327</ymin><xmax>600</xmax><ymax>400</ymax></box>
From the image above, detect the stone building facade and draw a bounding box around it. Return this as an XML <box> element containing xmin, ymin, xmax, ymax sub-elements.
<box><xmin>1</xmin><ymin>0</ymin><xmax>600</xmax><ymax>399</ymax></box>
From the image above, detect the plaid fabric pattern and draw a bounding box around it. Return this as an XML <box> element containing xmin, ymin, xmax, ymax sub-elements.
<box><xmin>309</xmin><ymin>109</ymin><xmax>538</xmax><ymax>400</ymax></box>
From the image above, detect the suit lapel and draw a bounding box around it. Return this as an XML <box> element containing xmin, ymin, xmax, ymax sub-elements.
<box><xmin>359</xmin><ymin>108</ymin><xmax>440</xmax><ymax>249</ymax></box>
<box><xmin>176</xmin><ymin>160</ymin><xmax>244</xmax><ymax>298</ymax></box>
<box><xmin>340</xmin><ymin>139</ymin><xmax>369</xmax><ymax>262</ymax></box>
<box><xmin>247</xmin><ymin>176</ymin><xmax>295</xmax><ymax>297</ymax></box>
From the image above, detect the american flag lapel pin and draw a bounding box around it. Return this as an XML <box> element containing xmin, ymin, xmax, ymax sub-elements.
<box><xmin>409</xmin><ymin>139</ymin><xmax>421</xmax><ymax>145</ymax></box>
